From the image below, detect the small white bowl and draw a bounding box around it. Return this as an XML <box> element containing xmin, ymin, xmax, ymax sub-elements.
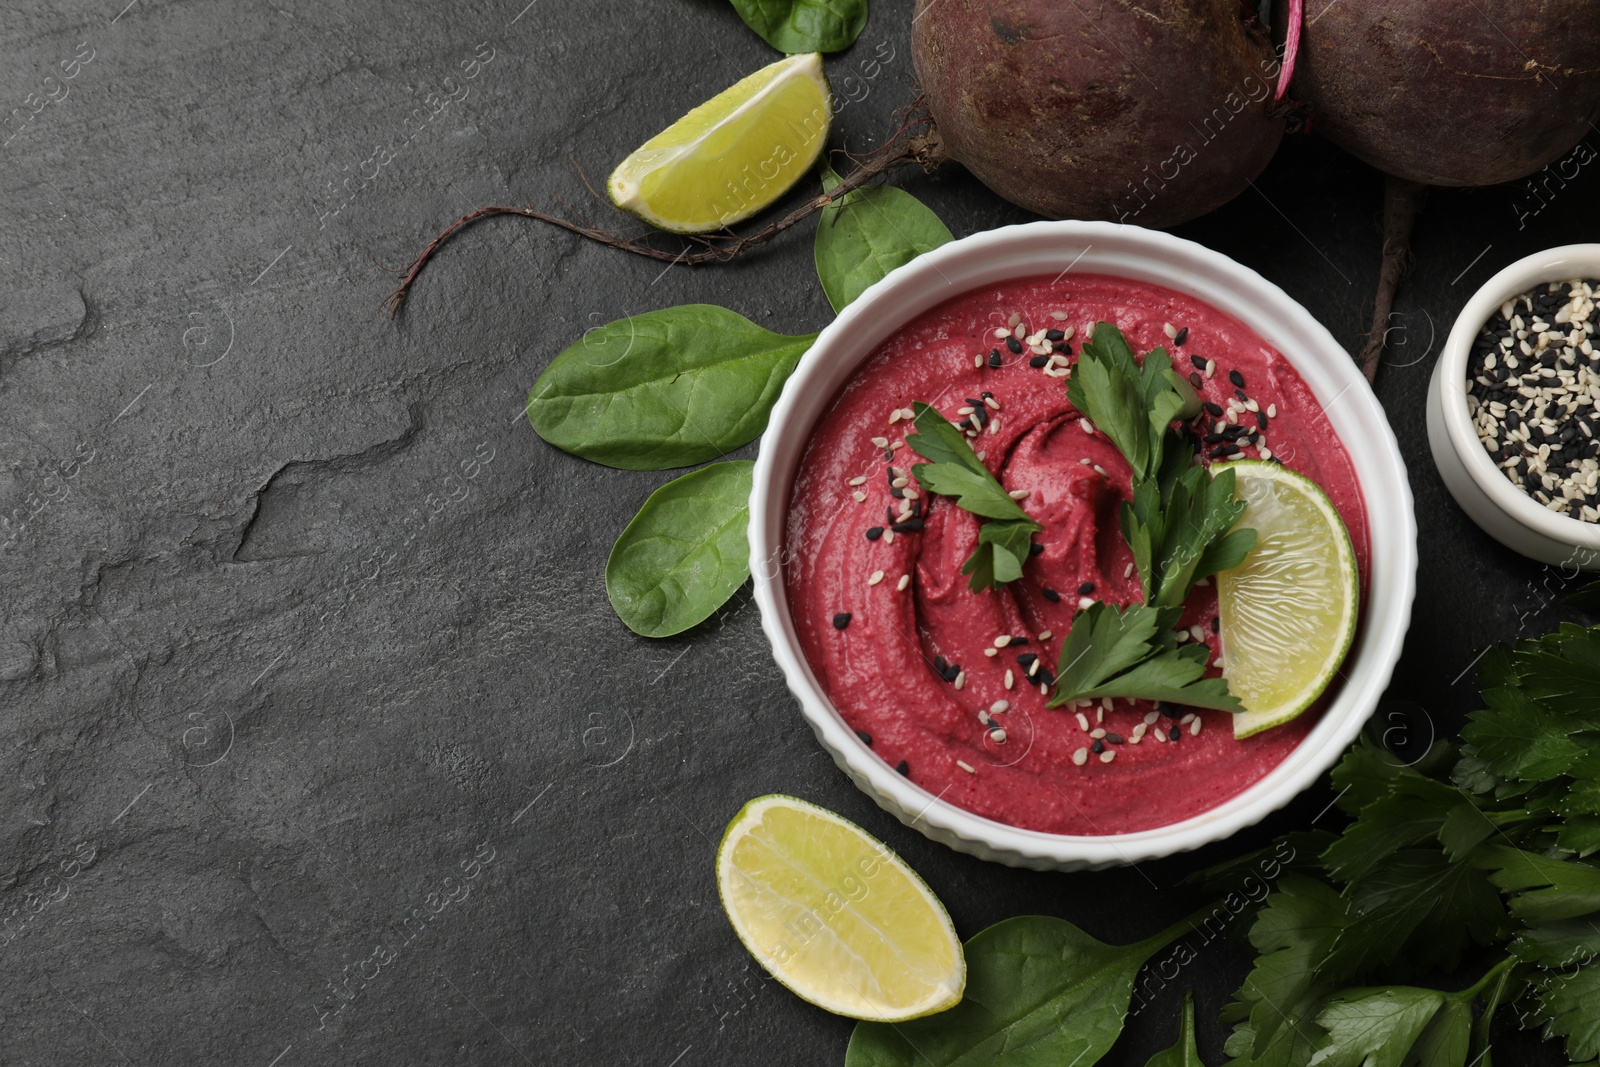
<box><xmin>749</xmin><ymin>221</ymin><xmax>1417</xmax><ymax>871</ymax></box>
<box><xmin>1426</xmin><ymin>245</ymin><xmax>1600</xmax><ymax>570</ymax></box>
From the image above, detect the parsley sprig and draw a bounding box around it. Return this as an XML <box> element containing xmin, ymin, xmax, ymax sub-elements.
<box><xmin>905</xmin><ymin>401</ymin><xmax>1041</xmax><ymax>591</ymax></box>
<box><xmin>1051</xmin><ymin>323</ymin><xmax>1255</xmax><ymax>705</ymax></box>
<box><xmin>1197</xmin><ymin>621</ymin><xmax>1600</xmax><ymax>1067</ymax></box>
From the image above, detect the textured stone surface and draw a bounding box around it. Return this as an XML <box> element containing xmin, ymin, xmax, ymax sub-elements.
<box><xmin>0</xmin><ymin>0</ymin><xmax>1590</xmax><ymax>1063</ymax></box>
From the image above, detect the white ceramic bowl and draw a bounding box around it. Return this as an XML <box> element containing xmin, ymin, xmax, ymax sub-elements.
<box><xmin>749</xmin><ymin>221</ymin><xmax>1417</xmax><ymax>871</ymax></box>
<box><xmin>1426</xmin><ymin>245</ymin><xmax>1600</xmax><ymax>570</ymax></box>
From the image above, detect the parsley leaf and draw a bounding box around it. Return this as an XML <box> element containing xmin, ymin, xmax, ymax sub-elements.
<box><xmin>905</xmin><ymin>401</ymin><xmax>1040</xmax><ymax>592</ymax></box>
<box><xmin>1046</xmin><ymin>602</ymin><xmax>1243</xmax><ymax>712</ymax></box>
<box><xmin>1529</xmin><ymin>961</ymin><xmax>1600</xmax><ymax>1061</ymax></box>
<box><xmin>1310</xmin><ymin>987</ymin><xmax>1446</xmax><ymax>1067</ymax></box>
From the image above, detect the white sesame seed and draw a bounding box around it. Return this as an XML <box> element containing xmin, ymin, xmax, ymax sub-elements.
<box><xmin>1008</xmin><ymin>312</ymin><xmax>1022</xmax><ymax>328</ymax></box>
<box><xmin>883</xmin><ymin>529</ymin><xmax>894</xmax><ymax>545</ymax></box>
<box><xmin>888</xmin><ymin>409</ymin><xmax>904</xmax><ymax>424</ymax></box>
<box><xmin>868</xmin><ymin>570</ymin><xmax>884</xmax><ymax>586</ymax></box>
<box><xmin>994</xmin><ymin>635</ymin><xmax>1011</xmax><ymax>648</ymax></box>
<box><xmin>984</xmin><ymin>648</ymin><xmax>998</xmax><ymax>657</ymax></box>
<box><xmin>849</xmin><ymin>476</ymin><xmax>866</xmax><ymax>486</ymax></box>
<box><xmin>991</xmin><ymin>699</ymin><xmax>1010</xmax><ymax>713</ymax></box>
<box><xmin>1145</xmin><ymin>711</ymin><xmax>1161</xmax><ymax>725</ymax></box>
<box><xmin>1003</xmin><ymin>670</ymin><xmax>1014</xmax><ymax>690</ymax></box>
<box><xmin>1099</xmin><ymin>749</ymin><xmax>1116</xmax><ymax>764</ymax></box>
<box><xmin>957</xmin><ymin>759</ymin><xmax>976</xmax><ymax>774</ymax></box>
<box><xmin>1132</xmin><ymin>723</ymin><xmax>1147</xmax><ymax>741</ymax></box>
<box><xmin>1008</xmin><ymin>489</ymin><xmax>1030</xmax><ymax>500</ymax></box>
<box><xmin>1205</xmin><ymin>360</ymin><xmax>1216</xmax><ymax>379</ymax></box>
<box><xmin>1260</xmin><ymin>447</ymin><xmax>1273</xmax><ymax>460</ymax></box>
<box><xmin>1093</xmin><ymin>464</ymin><xmax>1109</xmax><ymax>477</ymax></box>
<box><xmin>1038</xmin><ymin>630</ymin><xmax>1053</xmax><ymax>641</ymax></box>
<box><xmin>1052</xmin><ymin>310</ymin><xmax>1069</xmax><ymax>321</ymax></box>
<box><xmin>1014</xmin><ymin>324</ymin><xmax>1026</xmax><ymax>340</ymax></box>
<box><xmin>1079</xmin><ymin>596</ymin><xmax>1095</xmax><ymax>610</ymax></box>
<box><xmin>1075</xmin><ymin>712</ymin><xmax>1091</xmax><ymax>732</ymax></box>
<box><xmin>1124</xmin><ymin>563</ymin><xmax>1134</xmax><ymax>578</ymax></box>
<box><xmin>1072</xmin><ymin>747</ymin><xmax>1088</xmax><ymax>766</ymax></box>
<box><xmin>870</xmin><ymin>436</ymin><xmax>888</xmax><ymax>448</ymax></box>
<box><xmin>984</xmin><ymin>396</ymin><xmax>1000</xmax><ymax>410</ymax></box>
<box><xmin>1090</xmin><ymin>727</ymin><xmax>1107</xmax><ymax>739</ymax></box>
<box><xmin>1190</xmin><ymin>717</ymin><xmax>1203</xmax><ymax>736</ymax></box>
<box><xmin>1081</xmin><ymin>418</ymin><xmax>1096</xmax><ymax>435</ymax></box>
<box><xmin>1180</xmin><ymin>713</ymin><xmax>1196</xmax><ymax>725</ymax></box>
<box><xmin>903</xmin><ymin>489</ymin><xmax>919</xmax><ymax>500</ymax></box>
<box><xmin>954</xmin><ymin>671</ymin><xmax>966</xmax><ymax>690</ymax></box>
<box><xmin>990</xmin><ymin>729</ymin><xmax>1008</xmax><ymax>744</ymax></box>
<box><xmin>1267</xmin><ymin>403</ymin><xmax>1278</xmax><ymax>418</ymax></box>
<box><xmin>1154</xmin><ymin>728</ymin><xmax>1168</xmax><ymax>743</ymax></box>
<box><xmin>852</xmin><ymin>491</ymin><xmax>867</xmax><ymax>503</ymax></box>
<box><xmin>1189</xmin><ymin>624</ymin><xmax>1206</xmax><ymax>642</ymax></box>
<box><xmin>897</xmin><ymin>574</ymin><xmax>910</xmax><ymax>592</ymax></box>
<box><xmin>1163</xmin><ymin>321</ymin><xmax>1178</xmax><ymax>339</ymax></box>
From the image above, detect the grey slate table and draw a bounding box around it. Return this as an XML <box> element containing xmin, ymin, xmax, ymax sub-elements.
<box><xmin>0</xmin><ymin>1</ymin><xmax>1586</xmax><ymax>1063</ymax></box>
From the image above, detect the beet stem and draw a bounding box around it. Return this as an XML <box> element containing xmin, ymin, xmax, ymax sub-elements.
<box><xmin>1359</xmin><ymin>174</ymin><xmax>1427</xmax><ymax>383</ymax></box>
<box><xmin>1273</xmin><ymin>0</ymin><xmax>1303</xmax><ymax>103</ymax></box>
<box><xmin>383</xmin><ymin>107</ymin><xmax>947</xmax><ymax>319</ymax></box>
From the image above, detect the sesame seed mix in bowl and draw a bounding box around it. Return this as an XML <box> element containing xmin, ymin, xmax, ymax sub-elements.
<box><xmin>1467</xmin><ymin>279</ymin><xmax>1600</xmax><ymax>520</ymax></box>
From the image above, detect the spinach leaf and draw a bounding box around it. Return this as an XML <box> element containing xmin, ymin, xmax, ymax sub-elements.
<box><xmin>605</xmin><ymin>461</ymin><xmax>753</xmax><ymax>637</ymax></box>
<box><xmin>526</xmin><ymin>305</ymin><xmax>814</xmax><ymax>471</ymax></box>
<box><xmin>1147</xmin><ymin>994</ymin><xmax>1204</xmax><ymax>1067</ymax></box>
<box><xmin>728</xmin><ymin>0</ymin><xmax>868</xmax><ymax>54</ymax></box>
<box><xmin>845</xmin><ymin>914</ymin><xmax>1188</xmax><ymax>1067</ymax></box>
<box><xmin>815</xmin><ymin>167</ymin><xmax>952</xmax><ymax>313</ymax></box>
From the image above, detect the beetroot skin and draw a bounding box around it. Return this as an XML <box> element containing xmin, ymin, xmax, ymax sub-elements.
<box><xmin>1279</xmin><ymin>0</ymin><xmax>1600</xmax><ymax>186</ymax></box>
<box><xmin>912</xmin><ymin>0</ymin><xmax>1285</xmax><ymax>228</ymax></box>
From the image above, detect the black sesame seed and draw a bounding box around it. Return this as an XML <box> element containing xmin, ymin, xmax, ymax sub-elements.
<box><xmin>1169</xmin><ymin>726</ymin><xmax>1182</xmax><ymax>741</ymax></box>
<box><xmin>1255</xmin><ymin>410</ymin><xmax>1269</xmax><ymax>429</ymax></box>
<box><xmin>833</xmin><ymin>612</ymin><xmax>852</xmax><ymax>630</ymax></box>
<box><xmin>1229</xmin><ymin>369</ymin><xmax>1246</xmax><ymax>388</ymax></box>
<box><xmin>1017</xmin><ymin>652</ymin><xmax>1038</xmax><ymax>668</ymax></box>
<box><xmin>1029</xmin><ymin>542</ymin><xmax>1044</xmax><ymax>556</ymax></box>
<box><xmin>896</xmin><ymin>760</ymin><xmax>910</xmax><ymax>776</ymax></box>
<box><xmin>1235</xmin><ymin>388</ymin><xmax>1249</xmax><ymax>402</ymax></box>
<box><xmin>1046</xmin><ymin>329</ymin><xmax>1065</xmax><ymax>342</ymax></box>
<box><xmin>890</xmin><ymin>518</ymin><xmax>925</xmax><ymax>533</ymax></box>
<box><xmin>1106</xmin><ymin>733</ymin><xmax>1125</xmax><ymax>745</ymax></box>
<box><xmin>1190</xmin><ymin>354</ymin><xmax>1208</xmax><ymax>371</ymax></box>
<box><xmin>1005</xmin><ymin>337</ymin><xmax>1023</xmax><ymax>354</ymax></box>
<box><xmin>856</xmin><ymin>730</ymin><xmax>873</xmax><ymax>746</ymax></box>
<box><xmin>1042</xmin><ymin>588</ymin><xmax>1061</xmax><ymax>603</ymax></box>
<box><xmin>989</xmin><ymin>349</ymin><xmax>1004</xmax><ymax>368</ymax></box>
<box><xmin>1009</xmin><ymin>637</ymin><xmax>1029</xmax><ymax>647</ymax></box>
<box><xmin>1029</xmin><ymin>355</ymin><xmax>1050</xmax><ymax>368</ymax></box>
<box><xmin>1158</xmin><ymin>702</ymin><xmax>1181</xmax><ymax>718</ymax></box>
<box><xmin>1054</xmin><ymin>342</ymin><xmax>1074</xmax><ymax>356</ymax></box>
<box><xmin>1188</xmin><ymin>372</ymin><xmax>1204</xmax><ymax>388</ymax></box>
<box><xmin>934</xmin><ymin>655</ymin><xmax>948</xmax><ymax>672</ymax></box>
<box><xmin>942</xmin><ymin>664</ymin><xmax>961</xmax><ymax>683</ymax></box>
<box><xmin>865</xmin><ymin>526</ymin><xmax>884</xmax><ymax>541</ymax></box>
<box><xmin>1174</xmin><ymin>327</ymin><xmax>1189</xmax><ymax>346</ymax></box>
<box><xmin>1203</xmin><ymin>401</ymin><xmax>1224</xmax><ymax>417</ymax></box>
<box><xmin>890</xmin><ymin>486</ymin><xmax>904</xmax><ymax>499</ymax></box>
<box><xmin>1091</xmin><ymin>740</ymin><xmax>1105</xmax><ymax>754</ymax></box>
<box><xmin>1078</xmin><ymin>581</ymin><xmax>1096</xmax><ymax>595</ymax></box>
<box><xmin>1211</xmin><ymin>616</ymin><xmax>1220</xmax><ymax>633</ymax></box>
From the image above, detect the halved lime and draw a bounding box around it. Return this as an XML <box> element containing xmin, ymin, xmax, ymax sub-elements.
<box><xmin>716</xmin><ymin>794</ymin><xmax>964</xmax><ymax>1022</ymax></box>
<box><xmin>1214</xmin><ymin>460</ymin><xmax>1359</xmax><ymax>739</ymax></box>
<box><xmin>606</xmin><ymin>52</ymin><xmax>832</xmax><ymax>234</ymax></box>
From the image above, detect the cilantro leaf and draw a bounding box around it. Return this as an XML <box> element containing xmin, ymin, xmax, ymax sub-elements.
<box><xmin>905</xmin><ymin>401</ymin><xmax>1040</xmax><ymax>591</ymax></box>
<box><xmin>1309</xmin><ymin>987</ymin><xmax>1445</xmax><ymax>1067</ymax></box>
<box><xmin>1046</xmin><ymin>603</ymin><xmax>1244</xmax><ymax>712</ymax></box>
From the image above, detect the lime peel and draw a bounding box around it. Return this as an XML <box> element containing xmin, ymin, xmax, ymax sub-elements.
<box><xmin>1214</xmin><ymin>459</ymin><xmax>1360</xmax><ymax>739</ymax></box>
<box><xmin>716</xmin><ymin>794</ymin><xmax>965</xmax><ymax>1022</ymax></box>
<box><xmin>607</xmin><ymin>53</ymin><xmax>832</xmax><ymax>234</ymax></box>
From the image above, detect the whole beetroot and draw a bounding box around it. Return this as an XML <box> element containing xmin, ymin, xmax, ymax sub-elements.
<box><xmin>912</xmin><ymin>0</ymin><xmax>1285</xmax><ymax>228</ymax></box>
<box><xmin>1279</xmin><ymin>0</ymin><xmax>1600</xmax><ymax>187</ymax></box>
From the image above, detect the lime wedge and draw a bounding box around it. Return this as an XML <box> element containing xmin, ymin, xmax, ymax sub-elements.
<box><xmin>716</xmin><ymin>794</ymin><xmax>964</xmax><ymax>1022</ymax></box>
<box><xmin>606</xmin><ymin>53</ymin><xmax>832</xmax><ymax>234</ymax></box>
<box><xmin>1214</xmin><ymin>460</ymin><xmax>1359</xmax><ymax>739</ymax></box>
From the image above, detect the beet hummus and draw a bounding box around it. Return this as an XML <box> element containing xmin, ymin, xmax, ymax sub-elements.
<box><xmin>783</xmin><ymin>274</ymin><xmax>1371</xmax><ymax>835</ymax></box>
